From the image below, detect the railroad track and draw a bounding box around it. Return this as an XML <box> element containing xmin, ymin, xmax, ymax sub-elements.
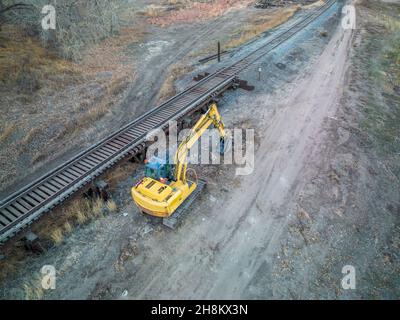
<box><xmin>0</xmin><ymin>0</ymin><xmax>337</xmax><ymax>243</ymax></box>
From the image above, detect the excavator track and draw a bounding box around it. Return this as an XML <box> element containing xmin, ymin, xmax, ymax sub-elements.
<box><xmin>162</xmin><ymin>179</ymin><xmax>207</xmax><ymax>229</ymax></box>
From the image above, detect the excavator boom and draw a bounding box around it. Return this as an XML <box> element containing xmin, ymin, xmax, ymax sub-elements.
<box><xmin>174</xmin><ymin>103</ymin><xmax>225</xmax><ymax>183</ymax></box>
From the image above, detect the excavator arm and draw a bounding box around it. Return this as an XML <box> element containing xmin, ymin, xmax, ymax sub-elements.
<box><xmin>174</xmin><ymin>103</ymin><xmax>225</xmax><ymax>183</ymax></box>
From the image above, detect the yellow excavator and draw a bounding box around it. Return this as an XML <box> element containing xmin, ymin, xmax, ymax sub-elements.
<box><xmin>131</xmin><ymin>102</ymin><xmax>226</xmax><ymax>228</ymax></box>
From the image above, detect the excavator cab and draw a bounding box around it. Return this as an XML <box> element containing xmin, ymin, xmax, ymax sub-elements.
<box><xmin>144</xmin><ymin>156</ymin><xmax>174</xmax><ymax>182</ymax></box>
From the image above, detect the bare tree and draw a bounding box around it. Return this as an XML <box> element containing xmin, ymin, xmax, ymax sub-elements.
<box><xmin>1</xmin><ymin>0</ymin><xmax>124</xmax><ymax>60</ymax></box>
<box><xmin>0</xmin><ymin>1</ymin><xmax>32</xmax><ymax>31</ymax></box>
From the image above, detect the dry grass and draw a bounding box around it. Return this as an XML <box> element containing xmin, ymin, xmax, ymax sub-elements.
<box><xmin>92</xmin><ymin>197</ymin><xmax>105</xmax><ymax>217</ymax></box>
<box><xmin>0</xmin><ymin>25</ymin><xmax>79</xmax><ymax>89</ymax></box>
<box><xmin>69</xmin><ymin>198</ymin><xmax>92</xmax><ymax>225</ymax></box>
<box><xmin>142</xmin><ymin>4</ymin><xmax>166</xmax><ymax>18</ymax></box>
<box><xmin>74</xmin><ymin>209</ymin><xmax>88</xmax><ymax>225</ymax></box>
<box><xmin>225</xmin><ymin>5</ymin><xmax>301</xmax><ymax>49</ymax></box>
<box><xmin>34</xmin><ymin>197</ymin><xmax>104</xmax><ymax>244</ymax></box>
<box><xmin>303</xmin><ymin>0</ymin><xmax>325</xmax><ymax>9</ymax></box>
<box><xmin>63</xmin><ymin>221</ymin><xmax>73</xmax><ymax>234</ymax></box>
<box><xmin>49</xmin><ymin>228</ymin><xmax>64</xmax><ymax>245</ymax></box>
<box><xmin>106</xmin><ymin>75</ymin><xmax>130</xmax><ymax>96</ymax></box>
<box><xmin>106</xmin><ymin>200</ymin><xmax>118</xmax><ymax>213</ymax></box>
<box><xmin>77</xmin><ymin>103</ymin><xmax>110</xmax><ymax>129</ymax></box>
<box><xmin>23</xmin><ymin>277</ymin><xmax>44</xmax><ymax>300</ymax></box>
<box><xmin>80</xmin><ymin>26</ymin><xmax>145</xmax><ymax>77</ymax></box>
<box><xmin>21</xmin><ymin>127</ymin><xmax>41</xmax><ymax>147</ymax></box>
<box><xmin>0</xmin><ymin>247</ymin><xmax>25</xmax><ymax>283</ymax></box>
<box><xmin>165</xmin><ymin>0</ymin><xmax>183</xmax><ymax>4</ymax></box>
<box><xmin>360</xmin><ymin>4</ymin><xmax>400</xmax><ymax>164</ymax></box>
<box><xmin>0</xmin><ymin>123</ymin><xmax>17</xmax><ymax>143</ymax></box>
<box><xmin>147</xmin><ymin>0</ymin><xmax>251</xmax><ymax>26</ymax></box>
<box><xmin>157</xmin><ymin>63</ymin><xmax>194</xmax><ymax>102</ymax></box>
